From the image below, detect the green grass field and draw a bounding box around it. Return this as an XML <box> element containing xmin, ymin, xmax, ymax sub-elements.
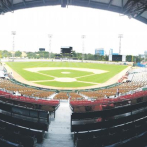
<box><xmin>6</xmin><ymin>61</ymin><xmax>128</xmax><ymax>88</ymax></box>
<box><xmin>39</xmin><ymin>69</ymin><xmax>93</xmax><ymax>78</ymax></box>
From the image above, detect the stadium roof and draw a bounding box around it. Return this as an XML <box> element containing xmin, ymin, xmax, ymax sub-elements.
<box><xmin>1</xmin><ymin>0</ymin><xmax>147</xmax><ymax>24</ymax></box>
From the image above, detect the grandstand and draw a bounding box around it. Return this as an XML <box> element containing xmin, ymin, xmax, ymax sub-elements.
<box><xmin>1</xmin><ymin>0</ymin><xmax>147</xmax><ymax>147</ymax></box>
<box><xmin>1</xmin><ymin>62</ymin><xmax>147</xmax><ymax>147</ymax></box>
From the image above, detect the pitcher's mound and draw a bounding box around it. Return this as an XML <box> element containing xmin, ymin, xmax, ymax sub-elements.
<box><xmin>61</xmin><ymin>72</ymin><xmax>70</xmax><ymax>74</ymax></box>
<box><xmin>55</xmin><ymin>78</ymin><xmax>76</xmax><ymax>82</ymax></box>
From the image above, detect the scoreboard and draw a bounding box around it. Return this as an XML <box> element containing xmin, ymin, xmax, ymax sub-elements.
<box><xmin>109</xmin><ymin>55</ymin><xmax>126</xmax><ymax>62</ymax></box>
<box><xmin>112</xmin><ymin>55</ymin><xmax>122</xmax><ymax>61</ymax></box>
<box><xmin>39</xmin><ymin>48</ymin><xmax>45</xmax><ymax>52</ymax></box>
<box><xmin>61</xmin><ymin>47</ymin><xmax>72</xmax><ymax>54</ymax></box>
<box><xmin>60</xmin><ymin>47</ymin><xmax>73</xmax><ymax>57</ymax></box>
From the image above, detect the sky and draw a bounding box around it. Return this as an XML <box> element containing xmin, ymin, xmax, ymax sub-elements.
<box><xmin>0</xmin><ymin>5</ymin><xmax>147</xmax><ymax>55</ymax></box>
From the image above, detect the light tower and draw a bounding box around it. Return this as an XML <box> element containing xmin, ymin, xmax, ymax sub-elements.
<box><xmin>12</xmin><ymin>31</ymin><xmax>16</xmax><ymax>58</ymax></box>
<box><xmin>81</xmin><ymin>35</ymin><xmax>86</xmax><ymax>61</ymax></box>
<box><xmin>118</xmin><ymin>34</ymin><xmax>123</xmax><ymax>55</ymax></box>
<box><xmin>48</xmin><ymin>34</ymin><xmax>52</xmax><ymax>59</ymax></box>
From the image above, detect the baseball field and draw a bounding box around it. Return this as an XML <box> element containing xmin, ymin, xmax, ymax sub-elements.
<box><xmin>6</xmin><ymin>61</ymin><xmax>128</xmax><ymax>88</ymax></box>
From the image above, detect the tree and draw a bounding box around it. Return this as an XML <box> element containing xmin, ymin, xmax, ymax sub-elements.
<box><xmin>2</xmin><ymin>50</ymin><xmax>12</xmax><ymax>58</ymax></box>
<box><xmin>94</xmin><ymin>54</ymin><xmax>99</xmax><ymax>60</ymax></box>
<box><xmin>26</xmin><ymin>52</ymin><xmax>37</xmax><ymax>59</ymax></box>
<box><xmin>135</xmin><ymin>55</ymin><xmax>143</xmax><ymax>63</ymax></box>
<box><xmin>72</xmin><ymin>50</ymin><xmax>77</xmax><ymax>58</ymax></box>
<box><xmin>103</xmin><ymin>55</ymin><xmax>108</xmax><ymax>61</ymax></box>
<box><xmin>50</xmin><ymin>52</ymin><xmax>55</xmax><ymax>58</ymax></box>
<box><xmin>126</xmin><ymin>55</ymin><xmax>132</xmax><ymax>62</ymax></box>
<box><xmin>77</xmin><ymin>53</ymin><xmax>82</xmax><ymax>60</ymax></box>
<box><xmin>15</xmin><ymin>51</ymin><xmax>22</xmax><ymax>57</ymax></box>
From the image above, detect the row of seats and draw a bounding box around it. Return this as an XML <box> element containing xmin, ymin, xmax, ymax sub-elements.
<box><xmin>72</xmin><ymin>98</ymin><xmax>147</xmax><ymax>146</ymax></box>
<box><xmin>79</xmin><ymin>71</ymin><xmax>147</xmax><ymax>100</ymax></box>
<box><xmin>75</xmin><ymin>117</ymin><xmax>147</xmax><ymax>147</ymax></box>
<box><xmin>71</xmin><ymin>98</ymin><xmax>147</xmax><ymax>131</ymax></box>
<box><xmin>0</xmin><ymin>110</ymin><xmax>48</xmax><ymax>131</ymax></box>
<box><xmin>0</xmin><ymin>90</ymin><xmax>60</xmax><ymax>112</ymax></box>
<box><xmin>0</xmin><ymin>127</ymin><xmax>35</xmax><ymax>147</ymax></box>
<box><xmin>0</xmin><ymin>120</ymin><xmax>44</xmax><ymax>142</ymax></box>
<box><xmin>0</xmin><ymin>100</ymin><xmax>49</xmax><ymax>146</ymax></box>
<box><xmin>69</xmin><ymin>93</ymin><xmax>83</xmax><ymax>100</ymax></box>
<box><xmin>54</xmin><ymin>92</ymin><xmax>69</xmax><ymax>100</ymax></box>
<box><xmin>70</xmin><ymin>90</ymin><xmax>147</xmax><ymax>112</ymax></box>
<box><xmin>0</xmin><ymin>78</ymin><xmax>54</xmax><ymax>98</ymax></box>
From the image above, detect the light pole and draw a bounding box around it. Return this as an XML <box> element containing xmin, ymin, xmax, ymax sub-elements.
<box><xmin>12</xmin><ymin>31</ymin><xmax>16</xmax><ymax>59</ymax></box>
<box><xmin>48</xmin><ymin>34</ymin><xmax>52</xmax><ymax>59</ymax></box>
<box><xmin>81</xmin><ymin>35</ymin><xmax>86</xmax><ymax>61</ymax></box>
<box><xmin>118</xmin><ymin>34</ymin><xmax>123</xmax><ymax>55</ymax></box>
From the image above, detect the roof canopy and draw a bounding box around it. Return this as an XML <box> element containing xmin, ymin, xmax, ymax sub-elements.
<box><xmin>1</xmin><ymin>0</ymin><xmax>147</xmax><ymax>24</ymax></box>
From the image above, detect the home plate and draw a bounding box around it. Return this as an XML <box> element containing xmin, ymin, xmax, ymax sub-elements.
<box><xmin>55</xmin><ymin>78</ymin><xmax>76</xmax><ymax>82</ymax></box>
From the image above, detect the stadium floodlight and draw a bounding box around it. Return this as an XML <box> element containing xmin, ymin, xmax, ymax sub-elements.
<box><xmin>48</xmin><ymin>34</ymin><xmax>52</xmax><ymax>59</ymax></box>
<box><xmin>118</xmin><ymin>34</ymin><xmax>123</xmax><ymax>55</ymax></box>
<box><xmin>12</xmin><ymin>31</ymin><xmax>16</xmax><ymax>59</ymax></box>
<box><xmin>81</xmin><ymin>35</ymin><xmax>86</xmax><ymax>61</ymax></box>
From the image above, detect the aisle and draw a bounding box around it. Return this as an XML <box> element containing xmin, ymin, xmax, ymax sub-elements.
<box><xmin>37</xmin><ymin>101</ymin><xmax>74</xmax><ymax>147</ymax></box>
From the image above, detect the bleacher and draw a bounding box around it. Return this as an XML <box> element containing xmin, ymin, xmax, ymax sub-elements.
<box><xmin>0</xmin><ymin>78</ymin><xmax>55</xmax><ymax>98</ymax></box>
<box><xmin>0</xmin><ymin>78</ymin><xmax>60</xmax><ymax>112</ymax></box>
<box><xmin>0</xmin><ymin>77</ymin><xmax>61</xmax><ymax>147</ymax></box>
<box><xmin>54</xmin><ymin>92</ymin><xmax>69</xmax><ymax>100</ymax></box>
<box><xmin>70</xmin><ymin>69</ymin><xmax>147</xmax><ymax>147</ymax></box>
<box><xmin>0</xmin><ymin>97</ymin><xmax>50</xmax><ymax>147</ymax></box>
<box><xmin>69</xmin><ymin>92</ymin><xmax>83</xmax><ymax>100</ymax></box>
<box><xmin>71</xmin><ymin>91</ymin><xmax>147</xmax><ymax>147</ymax></box>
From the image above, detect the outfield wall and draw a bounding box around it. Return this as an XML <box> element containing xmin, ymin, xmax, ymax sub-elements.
<box><xmin>1</xmin><ymin>58</ymin><xmax>133</xmax><ymax>66</ymax></box>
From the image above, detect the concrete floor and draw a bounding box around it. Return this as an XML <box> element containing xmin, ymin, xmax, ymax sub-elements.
<box><xmin>36</xmin><ymin>101</ymin><xmax>74</xmax><ymax>147</ymax></box>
